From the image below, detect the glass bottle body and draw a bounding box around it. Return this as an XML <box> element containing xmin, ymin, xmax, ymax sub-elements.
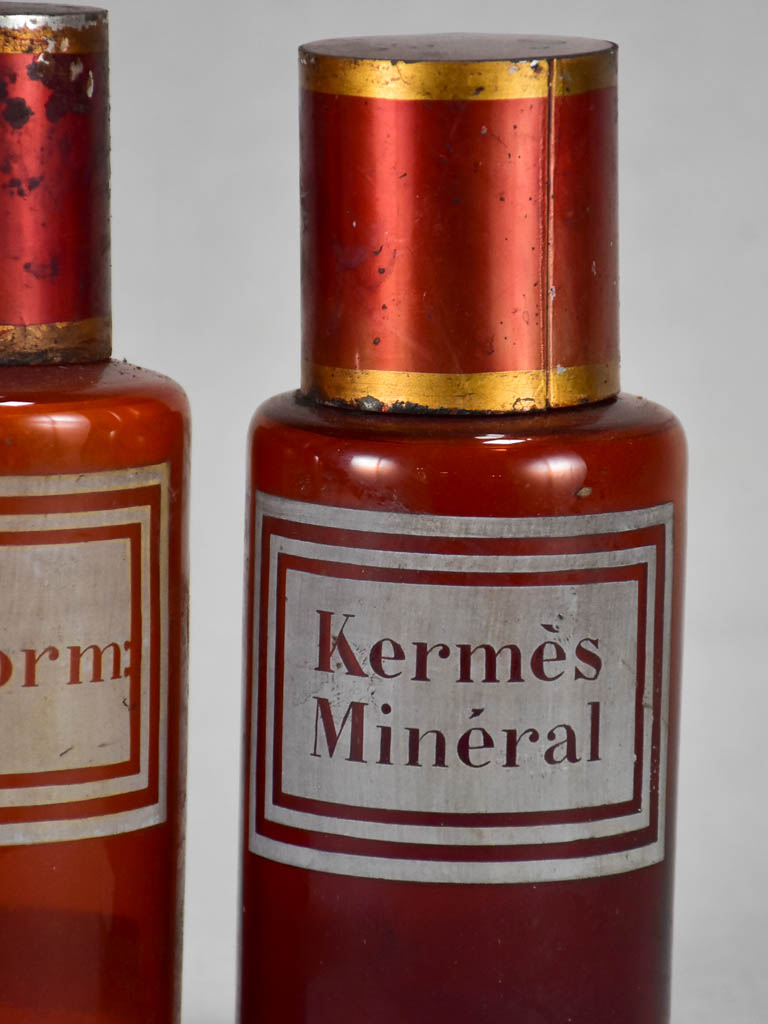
<box><xmin>239</xmin><ymin>391</ymin><xmax>686</xmax><ymax>1024</ymax></box>
<box><xmin>0</xmin><ymin>361</ymin><xmax>189</xmax><ymax>1024</ymax></box>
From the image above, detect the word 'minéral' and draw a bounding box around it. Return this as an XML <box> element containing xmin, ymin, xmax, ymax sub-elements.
<box><xmin>309</xmin><ymin>610</ymin><xmax>604</xmax><ymax>770</ymax></box>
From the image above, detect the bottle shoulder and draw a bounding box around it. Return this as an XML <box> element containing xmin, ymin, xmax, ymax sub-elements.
<box><xmin>0</xmin><ymin>360</ymin><xmax>189</xmax><ymax>475</ymax></box>
<box><xmin>251</xmin><ymin>391</ymin><xmax>684</xmax><ymax>447</ymax></box>
<box><xmin>248</xmin><ymin>393</ymin><xmax>686</xmax><ymax>519</ymax></box>
<box><xmin>0</xmin><ymin>359</ymin><xmax>189</xmax><ymax>416</ymax></box>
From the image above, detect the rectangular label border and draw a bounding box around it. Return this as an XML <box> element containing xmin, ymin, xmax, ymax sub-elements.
<box><xmin>0</xmin><ymin>465</ymin><xmax>170</xmax><ymax>845</ymax></box>
<box><xmin>248</xmin><ymin>494</ymin><xmax>673</xmax><ymax>884</ymax></box>
<box><xmin>272</xmin><ymin>554</ymin><xmax>648</xmax><ymax>830</ymax></box>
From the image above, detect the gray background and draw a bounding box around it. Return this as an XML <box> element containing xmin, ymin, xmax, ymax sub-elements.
<box><xmin>102</xmin><ymin>0</ymin><xmax>765</xmax><ymax>1019</ymax></box>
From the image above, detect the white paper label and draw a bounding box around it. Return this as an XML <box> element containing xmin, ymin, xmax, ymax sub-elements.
<box><xmin>249</xmin><ymin>494</ymin><xmax>673</xmax><ymax>884</ymax></box>
<box><xmin>0</xmin><ymin>465</ymin><xmax>170</xmax><ymax>844</ymax></box>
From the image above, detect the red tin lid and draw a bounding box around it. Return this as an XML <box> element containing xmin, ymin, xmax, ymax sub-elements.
<box><xmin>0</xmin><ymin>5</ymin><xmax>110</xmax><ymax>364</ymax></box>
<box><xmin>299</xmin><ymin>35</ymin><xmax>619</xmax><ymax>413</ymax></box>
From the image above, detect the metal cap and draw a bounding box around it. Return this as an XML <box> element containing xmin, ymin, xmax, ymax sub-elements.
<box><xmin>300</xmin><ymin>35</ymin><xmax>619</xmax><ymax>413</ymax></box>
<box><xmin>0</xmin><ymin>5</ymin><xmax>109</xmax><ymax>364</ymax></box>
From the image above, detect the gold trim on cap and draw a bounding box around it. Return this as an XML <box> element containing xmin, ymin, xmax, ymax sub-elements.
<box><xmin>548</xmin><ymin>361</ymin><xmax>619</xmax><ymax>407</ymax></box>
<box><xmin>304</xmin><ymin>362</ymin><xmax>618</xmax><ymax>413</ymax></box>
<box><xmin>0</xmin><ymin>19</ymin><xmax>107</xmax><ymax>55</ymax></box>
<box><xmin>0</xmin><ymin>317</ymin><xmax>111</xmax><ymax>365</ymax></box>
<box><xmin>553</xmin><ymin>51</ymin><xmax>617</xmax><ymax>97</ymax></box>
<box><xmin>301</xmin><ymin>54</ymin><xmax>550</xmax><ymax>101</ymax></box>
<box><xmin>301</xmin><ymin>49</ymin><xmax>616</xmax><ymax>102</ymax></box>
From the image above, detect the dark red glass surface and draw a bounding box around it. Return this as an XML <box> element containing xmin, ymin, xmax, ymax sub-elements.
<box><xmin>0</xmin><ymin>360</ymin><xmax>189</xmax><ymax>1024</ymax></box>
<box><xmin>239</xmin><ymin>392</ymin><xmax>686</xmax><ymax>1024</ymax></box>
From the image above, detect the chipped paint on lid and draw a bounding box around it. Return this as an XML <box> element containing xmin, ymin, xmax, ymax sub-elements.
<box><xmin>0</xmin><ymin>5</ymin><xmax>107</xmax><ymax>54</ymax></box>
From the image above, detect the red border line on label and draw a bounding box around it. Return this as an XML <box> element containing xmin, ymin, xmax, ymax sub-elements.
<box><xmin>0</xmin><ymin>482</ymin><xmax>163</xmax><ymax>826</ymax></box>
<box><xmin>253</xmin><ymin>514</ymin><xmax>667</xmax><ymax>866</ymax></box>
<box><xmin>272</xmin><ymin>555</ymin><xmax>647</xmax><ymax>828</ymax></box>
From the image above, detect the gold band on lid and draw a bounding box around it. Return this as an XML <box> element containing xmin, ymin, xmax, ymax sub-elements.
<box><xmin>548</xmin><ymin>362</ymin><xmax>619</xmax><ymax>408</ymax></box>
<box><xmin>301</xmin><ymin>36</ymin><xmax>616</xmax><ymax>102</ymax></box>
<box><xmin>552</xmin><ymin>50</ymin><xmax>617</xmax><ymax>96</ymax></box>
<box><xmin>301</xmin><ymin>55</ymin><xmax>550</xmax><ymax>101</ymax></box>
<box><xmin>0</xmin><ymin>7</ymin><xmax>107</xmax><ymax>54</ymax></box>
<box><xmin>303</xmin><ymin>362</ymin><xmax>620</xmax><ymax>414</ymax></box>
<box><xmin>0</xmin><ymin>317</ymin><xmax>111</xmax><ymax>365</ymax></box>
